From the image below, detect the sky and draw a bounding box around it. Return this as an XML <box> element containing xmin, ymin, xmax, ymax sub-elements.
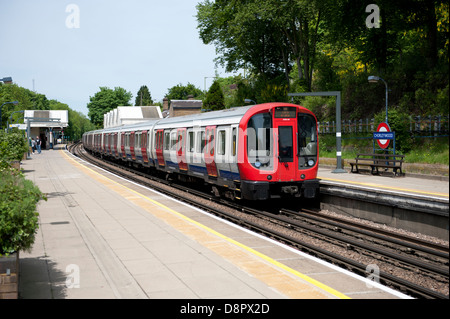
<box><xmin>0</xmin><ymin>0</ymin><xmax>236</xmax><ymax>116</ymax></box>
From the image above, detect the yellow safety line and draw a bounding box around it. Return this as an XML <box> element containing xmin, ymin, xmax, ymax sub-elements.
<box><xmin>61</xmin><ymin>150</ymin><xmax>350</xmax><ymax>299</ymax></box>
<box><xmin>319</xmin><ymin>176</ymin><xmax>449</xmax><ymax>198</ymax></box>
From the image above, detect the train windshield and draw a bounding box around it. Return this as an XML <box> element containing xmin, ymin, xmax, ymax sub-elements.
<box><xmin>297</xmin><ymin>113</ymin><xmax>318</xmax><ymax>169</ymax></box>
<box><xmin>247</xmin><ymin>112</ymin><xmax>273</xmax><ymax>170</ymax></box>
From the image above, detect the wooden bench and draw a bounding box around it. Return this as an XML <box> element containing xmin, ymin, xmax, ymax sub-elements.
<box><xmin>349</xmin><ymin>153</ymin><xmax>405</xmax><ymax>177</ymax></box>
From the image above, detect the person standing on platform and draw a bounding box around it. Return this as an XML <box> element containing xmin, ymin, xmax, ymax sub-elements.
<box><xmin>36</xmin><ymin>136</ymin><xmax>41</xmax><ymax>154</ymax></box>
<box><xmin>31</xmin><ymin>138</ymin><xmax>36</xmax><ymax>154</ymax></box>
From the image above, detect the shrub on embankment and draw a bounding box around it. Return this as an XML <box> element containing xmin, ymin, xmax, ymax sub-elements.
<box><xmin>0</xmin><ymin>131</ymin><xmax>46</xmax><ymax>256</ymax></box>
<box><xmin>0</xmin><ymin>131</ymin><xmax>28</xmax><ymax>170</ymax></box>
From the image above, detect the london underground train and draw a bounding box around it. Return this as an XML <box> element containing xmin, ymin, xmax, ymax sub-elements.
<box><xmin>82</xmin><ymin>102</ymin><xmax>319</xmax><ymax>200</ymax></box>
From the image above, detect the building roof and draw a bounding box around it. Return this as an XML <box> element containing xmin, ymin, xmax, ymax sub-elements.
<box><xmin>24</xmin><ymin>110</ymin><xmax>69</xmax><ymax>128</ymax></box>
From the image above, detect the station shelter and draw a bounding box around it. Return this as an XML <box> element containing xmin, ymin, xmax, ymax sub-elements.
<box><xmin>22</xmin><ymin>110</ymin><xmax>69</xmax><ymax>150</ymax></box>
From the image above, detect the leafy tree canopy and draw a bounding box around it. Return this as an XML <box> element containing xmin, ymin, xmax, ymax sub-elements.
<box><xmin>204</xmin><ymin>80</ymin><xmax>225</xmax><ymax>111</ymax></box>
<box><xmin>87</xmin><ymin>87</ymin><xmax>132</xmax><ymax>128</ymax></box>
<box><xmin>135</xmin><ymin>85</ymin><xmax>153</xmax><ymax>106</ymax></box>
<box><xmin>165</xmin><ymin>83</ymin><xmax>203</xmax><ymax>102</ymax></box>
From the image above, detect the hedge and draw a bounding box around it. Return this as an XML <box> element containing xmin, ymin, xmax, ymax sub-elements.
<box><xmin>0</xmin><ymin>169</ymin><xmax>46</xmax><ymax>256</ymax></box>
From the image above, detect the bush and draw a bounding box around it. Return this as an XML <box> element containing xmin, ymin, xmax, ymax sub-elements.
<box><xmin>374</xmin><ymin>108</ymin><xmax>413</xmax><ymax>153</ymax></box>
<box><xmin>0</xmin><ymin>169</ymin><xmax>45</xmax><ymax>256</ymax></box>
<box><xmin>0</xmin><ymin>131</ymin><xmax>29</xmax><ymax>169</ymax></box>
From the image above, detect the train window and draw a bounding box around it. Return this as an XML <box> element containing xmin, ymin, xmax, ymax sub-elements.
<box><xmin>200</xmin><ymin>131</ymin><xmax>206</xmax><ymax>153</ymax></box>
<box><xmin>218</xmin><ymin>130</ymin><xmax>226</xmax><ymax>155</ymax></box>
<box><xmin>209</xmin><ymin>133</ymin><xmax>214</xmax><ymax>156</ymax></box>
<box><xmin>278</xmin><ymin>126</ymin><xmax>293</xmax><ymax>162</ymax></box>
<box><xmin>136</xmin><ymin>134</ymin><xmax>141</xmax><ymax>148</ymax></box>
<box><xmin>247</xmin><ymin>112</ymin><xmax>273</xmax><ymax>169</ymax></box>
<box><xmin>188</xmin><ymin>131</ymin><xmax>194</xmax><ymax>152</ymax></box>
<box><xmin>232</xmin><ymin>128</ymin><xmax>237</xmax><ymax>157</ymax></box>
<box><xmin>164</xmin><ymin>132</ymin><xmax>170</xmax><ymax>150</ymax></box>
<box><xmin>170</xmin><ymin>131</ymin><xmax>177</xmax><ymax>151</ymax></box>
<box><xmin>298</xmin><ymin>114</ymin><xmax>318</xmax><ymax>169</ymax></box>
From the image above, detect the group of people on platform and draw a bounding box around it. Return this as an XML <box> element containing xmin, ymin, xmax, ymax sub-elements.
<box><xmin>31</xmin><ymin>136</ymin><xmax>42</xmax><ymax>154</ymax></box>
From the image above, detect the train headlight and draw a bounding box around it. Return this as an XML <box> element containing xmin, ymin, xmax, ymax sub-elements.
<box><xmin>255</xmin><ymin>161</ymin><xmax>261</xmax><ymax>168</ymax></box>
<box><xmin>307</xmin><ymin>159</ymin><xmax>315</xmax><ymax>167</ymax></box>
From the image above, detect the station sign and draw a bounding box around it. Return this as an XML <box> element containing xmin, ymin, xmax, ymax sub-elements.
<box><xmin>374</xmin><ymin>122</ymin><xmax>392</xmax><ymax>149</ymax></box>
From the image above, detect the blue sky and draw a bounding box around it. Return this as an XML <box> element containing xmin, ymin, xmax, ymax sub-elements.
<box><xmin>0</xmin><ymin>1</ymin><xmax>234</xmax><ymax>116</ymax></box>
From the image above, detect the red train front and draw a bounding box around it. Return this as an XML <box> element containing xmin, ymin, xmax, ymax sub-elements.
<box><xmin>237</xmin><ymin>103</ymin><xmax>319</xmax><ymax>200</ymax></box>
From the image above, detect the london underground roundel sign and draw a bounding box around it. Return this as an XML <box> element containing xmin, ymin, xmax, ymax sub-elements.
<box><xmin>376</xmin><ymin>122</ymin><xmax>391</xmax><ymax>149</ymax></box>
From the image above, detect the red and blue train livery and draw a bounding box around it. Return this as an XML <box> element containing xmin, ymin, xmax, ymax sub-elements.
<box><xmin>82</xmin><ymin>102</ymin><xmax>319</xmax><ymax>200</ymax></box>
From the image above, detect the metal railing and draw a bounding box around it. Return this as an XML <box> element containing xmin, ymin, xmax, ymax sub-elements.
<box><xmin>318</xmin><ymin>115</ymin><xmax>449</xmax><ymax>136</ymax></box>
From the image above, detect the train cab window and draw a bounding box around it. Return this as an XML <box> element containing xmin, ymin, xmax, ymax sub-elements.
<box><xmin>247</xmin><ymin>112</ymin><xmax>273</xmax><ymax>169</ymax></box>
<box><xmin>218</xmin><ymin>130</ymin><xmax>226</xmax><ymax>155</ymax></box>
<box><xmin>298</xmin><ymin>114</ymin><xmax>318</xmax><ymax>169</ymax></box>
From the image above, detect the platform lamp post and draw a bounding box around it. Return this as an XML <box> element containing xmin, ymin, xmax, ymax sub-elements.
<box><xmin>1</xmin><ymin>101</ymin><xmax>19</xmax><ymax>130</ymax></box>
<box><xmin>244</xmin><ymin>99</ymin><xmax>256</xmax><ymax>105</ymax></box>
<box><xmin>368</xmin><ymin>75</ymin><xmax>389</xmax><ymax>125</ymax></box>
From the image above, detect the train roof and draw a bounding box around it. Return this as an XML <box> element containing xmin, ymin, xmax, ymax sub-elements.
<box><xmin>84</xmin><ymin>103</ymin><xmax>314</xmax><ymax>135</ymax></box>
<box><xmin>154</xmin><ymin>105</ymin><xmax>253</xmax><ymax>129</ymax></box>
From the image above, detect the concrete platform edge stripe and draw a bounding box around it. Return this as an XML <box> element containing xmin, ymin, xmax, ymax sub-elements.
<box><xmin>319</xmin><ymin>176</ymin><xmax>449</xmax><ymax>199</ymax></box>
<box><xmin>61</xmin><ymin>150</ymin><xmax>350</xmax><ymax>299</ymax></box>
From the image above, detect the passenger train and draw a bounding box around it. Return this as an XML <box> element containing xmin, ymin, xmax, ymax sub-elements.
<box><xmin>82</xmin><ymin>102</ymin><xmax>319</xmax><ymax>200</ymax></box>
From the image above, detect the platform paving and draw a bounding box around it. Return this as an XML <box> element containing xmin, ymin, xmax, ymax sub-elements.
<box><xmin>17</xmin><ymin>147</ymin><xmax>411</xmax><ymax>300</ymax></box>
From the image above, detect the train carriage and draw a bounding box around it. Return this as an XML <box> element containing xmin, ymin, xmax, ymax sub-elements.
<box><xmin>83</xmin><ymin>102</ymin><xmax>319</xmax><ymax>200</ymax></box>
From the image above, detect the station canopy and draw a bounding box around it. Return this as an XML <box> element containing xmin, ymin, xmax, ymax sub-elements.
<box><xmin>24</xmin><ymin>110</ymin><xmax>69</xmax><ymax>128</ymax></box>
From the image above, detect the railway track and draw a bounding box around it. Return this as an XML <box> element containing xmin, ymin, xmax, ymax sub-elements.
<box><xmin>68</xmin><ymin>142</ymin><xmax>449</xmax><ymax>299</ymax></box>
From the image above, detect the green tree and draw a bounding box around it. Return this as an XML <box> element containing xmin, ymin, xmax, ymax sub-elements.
<box><xmin>87</xmin><ymin>87</ymin><xmax>132</xmax><ymax>128</ymax></box>
<box><xmin>165</xmin><ymin>83</ymin><xmax>203</xmax><ymax>102</ymax></box>
<box><xmin>197</xmin><ymin>0</ymin><xmax>288</xmax><ymax>83</ymax></box>
<box><xmin>204</xmin><ymin>80</ymin><xmax>225</xmax><ymax>111</ymax></box>
<box><xmin>135</xmin><ymin>85</ymin><xmax>153</xmax><ymax>106</ymax></box>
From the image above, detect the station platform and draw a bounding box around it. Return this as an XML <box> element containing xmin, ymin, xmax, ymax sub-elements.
<box><xmin>18</xmin><ymin>146</ymin><xmax>412</xmax><ymax>301</ymax></box>
<box><xmin>318</xmin><ymin>166</ymin><xmax>449</xmax><ymax>201</ymax></box>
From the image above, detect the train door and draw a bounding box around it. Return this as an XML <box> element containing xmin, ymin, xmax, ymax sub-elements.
<box><xmin>135</xmin><ymin>132</ymin><xmax>142</xmax><ymax>163</ymax></box>
<box><xmin>120</xmin><ymin>132</ymin><xmax>126</xmax><ymax>159</ymax></box>
<box><xmin>113</xmin><ymin>133</ymin><xmax>118</xmax><ymax>158</ymax></box>
<box><xmin>130</xmin><ymin>132</ymin><xmax>136</xmax><ymax>160</ymax></box>
<box><xmin>205</xmin><ymin>126</ymin><xmax>218</xmax><ymax>177</ymax></box>
<box><xmin>102</xmin><ymin>133</ymin><xmax>106</xmax><ymax>155</ymax></box>
<box><xmin>229</xmin><ymin>125</ymin><xmax>240</xmax><ymax>180</ymax></box>
<box><xmin>186</xmin><ymin>128</ymin><xmax>194</xmax><ymax>167</ymax></box>
<box><xmin>215</xmin><ymin>126</ymin><xmax>230</xmax><ymax>178</ymax></box>
<box><xmin>177</xmin><ymin>128</ymin><xmax>188</xmax><ymax>171</ymax></box>
<box><xmin>273</xmin><ymin>106</ymin><xmax>298</xmax><ymax>181</ymax></box>
<box><xmin>141</xmin><ymin>130</ymin><xmax>148</xmax><ymax>164</ymax></box>
<box><xmin>107</xmin><ymin>133</ymin><xmax>112</xmax><ymax>155</ymax></box>
<box><xmin>163</xmin><ymin>131</ymin><xmax>171</xmax><ymax>168</ymax></box>
<box><xmin>155</xmin><ymin>130</ymin><xmax>165</xmax><ymax>167</ymax></box>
